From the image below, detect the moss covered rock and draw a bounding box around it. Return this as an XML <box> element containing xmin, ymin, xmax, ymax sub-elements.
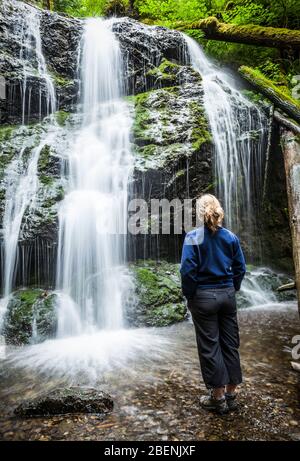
<box><xmin>2</xmin><ymin>288</ymin><xmax>58</xmax><ymax>345</ymax></box>
<box><xmin>126</xmin><ymin>260</ymin><xmax>186</xmax><ymax>327</ymax></box>
<box><xmin>14</xmin><ymin>387</ymin><xmax>113</xmax><ymax>417</ymax></box>
<box><xmin>129</xmin><ymin>71</ymin><xmax>211</xmax><ymax>172</ymax></box>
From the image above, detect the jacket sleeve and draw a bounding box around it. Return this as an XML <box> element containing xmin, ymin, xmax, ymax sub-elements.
<box><xmin>232</xmin><ymin>236</ymin><xmax>246</xmax><ymax>291</ymax></box>
<box><xmin>180</xmin><ymin>236</ymin><xmax>199</xmax><ymax>300</ymax></box>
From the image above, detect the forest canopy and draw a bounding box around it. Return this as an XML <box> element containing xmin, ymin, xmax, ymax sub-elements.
<box><xmin>38</xmin><ymin>1</ymin><xmax>300</xmax><ymax>29</ymax></box>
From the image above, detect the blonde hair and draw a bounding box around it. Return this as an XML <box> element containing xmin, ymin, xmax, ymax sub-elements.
<box><xmin>197</xmin><ymin>194</ymin><xmax>224</xmax><ymax>233</ymax></box>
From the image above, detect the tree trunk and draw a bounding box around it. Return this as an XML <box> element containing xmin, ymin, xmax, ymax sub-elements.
<box><xmin>43</xmin><ymin>0</ymin><xmax>53</xmax><ymax>10</ymax></box>
<box><xmin>280</xmin><ymin>130</ymin><xmax>300</xmax><ymax>315</ymax></box>
<box><xmin>176</xmin><ymin>16</ymin><xmax>300</xmax><ymax>50</ymax></box>
<box><xmin>239</xmin><ymin>66</ymin><xmax>300</xmax><ymax>124</ymax></box>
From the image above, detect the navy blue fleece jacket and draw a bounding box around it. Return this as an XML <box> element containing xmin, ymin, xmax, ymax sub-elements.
<box><xmin>180</xmin><ymin>226</ymin><xmax>246</xmax><ymax>299</ymax></box>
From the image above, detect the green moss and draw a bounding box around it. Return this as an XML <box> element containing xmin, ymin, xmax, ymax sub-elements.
<box><xmin>19</xmin><ymin>288</ymin><xmax>42</xmax><ymax>306</ymax></box>
<box><xmin>175</xmin><ymin>169</ymin><xmax>185</xmax><ymax>179</ymax></box>
<box><xmin>148</xmin><ymin>303</ymin><xmax>186</xmax><ymax>327</ymax></box>
<box><xmin>55</xmin><ymin>110</ymin><xmax>69</xmax><ymax>126</ymax></box>
<box><xmin>128</xmin><ymin>260</ymin><xmax>186</xmax><ymax>327</ymax></box>
<box><xmin>50</xmin><ymin>71</ymin><xmax>73</xmax><ymax>88</ymax></box>
<box><xmin>37</xmin><ymin>144</ymin><xmax>51</xmax><ymax>173</ymax></box>
<box><xmin>147</xmin><ymin>58</ymin><xmax>182</xmax><ymax>85</ymax></box>
<box><xmin>240</xmin><ymin>66</ymin><xmax>300</xmax><ymax>109</ymax></box>
<box><xmin>189</xmin><ymin>101</ymin><xmax>211</xmax><ymax>150</ymax></box>
<box><xmin>0</xmin><ymin>125</ymin><xmax>15</xmax><ymax>142</ymax></box>
<box><xmin>242</xmin><ymin>89</ymin><xmax>265</xmax><ymax>105</ymax></box>
<box><xmin>202</xmin><ymin>181</ymin><xmax>216</xmax><ymax>193</ymax></box>
<box><xmin>3</xmin><ymin>288</ymin><xmax>57</xmax><ymax>345</ymax></box>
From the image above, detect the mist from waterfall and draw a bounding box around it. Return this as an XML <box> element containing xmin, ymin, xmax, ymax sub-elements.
<box><xmin>55</xmin><ymin>18</ymin><xmax>133</xmax><ymax>336</ymax></box>
<box><xmin>184</xmin><ymin>35</ymin><xmax>267</xmax><ymax>247</ymax></box>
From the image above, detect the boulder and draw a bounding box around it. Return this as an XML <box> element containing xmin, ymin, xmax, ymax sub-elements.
<box><xmin>127</xmin><ymin>65</ymin><xmax>213</xmax><ymax>260</ymax></box>
<box><xmin>2</xmin><ymin>288</ymin><xmax>58</xmax><ymax>345</ymax></box>
<box><xmin>14</xmin><ymin>387</ymin><xmax>113</xmax><ymax>417</ymax></box>
<box><xmin>126</xmin><ymin>260</ymin><xmax>187</xmax><ymax>327</ymax></box>
<box><xmin>112</xmin><ymin>18</ymin><xmax>187</xmax><ymax>94</ymax></box>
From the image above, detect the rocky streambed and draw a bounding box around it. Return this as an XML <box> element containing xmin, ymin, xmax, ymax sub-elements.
<box><xmin>0</xmin><ymin>304</ymin><xmax>299</xmax><ymax>441</ymax></box>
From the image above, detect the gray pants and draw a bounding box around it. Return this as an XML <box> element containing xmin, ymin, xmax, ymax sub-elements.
<box><xmin>188</xmin><ymin>286</ymin><xmax>242</xmax><ymax>389</ymax></box>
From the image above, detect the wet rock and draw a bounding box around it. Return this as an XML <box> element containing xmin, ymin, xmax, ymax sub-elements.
<box><xmin>2</xmin><ymin>288</ymin><xmax>58</xmax><ymax>345</ymax></box>
<box><xmin>130</xmin><ymin>74</ymin><xmax>210</xmax><ymax>170</ymax></box>
<box><xmin>0</xmin><ymin>118</ymin><xmax>65</xmax><ymax>245</ymax></box>
<box><xmin>126</xmin><ymin>260</ymin><xmax>187</xmax><ymax>327</ymax></box>
<box><xmin>128</xmin><ymin>70</ymin><xmax>213</xmax><ymax>260</ymax></box>
<box><xmin>14</xmin><ymin>387</ymin><xmax>113</xmax><ymax>417</ymax></box>
<box><xmin>0</xmin><ymin>0</ymin><xmax>81</xmax><ymax>123</ymax></box>
<box><xmin>112</xmin><ymin>18</ymin><xmax>187</xmax><ymax>94</ymax></box>
<box><xmin>237</xmin><ymin>267</ymin><xmax>296</xmax><ymax>308</ymax></box>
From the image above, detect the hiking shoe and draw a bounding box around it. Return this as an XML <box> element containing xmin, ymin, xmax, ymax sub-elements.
<box><xmin>225</xmin><ymin>392</ymin><xmax>238</xmax><ymax>411</ymax></box>
<box><xmin>199</xmin><ymin>391</ymin><xmax>229</xmax><ymax>415</ymax></box>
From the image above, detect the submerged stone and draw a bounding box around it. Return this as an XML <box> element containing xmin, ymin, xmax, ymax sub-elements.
<box><xmin>14</xmin><ymin>387</ymin><xmax>113</xmax><ymax>417</ymax></box>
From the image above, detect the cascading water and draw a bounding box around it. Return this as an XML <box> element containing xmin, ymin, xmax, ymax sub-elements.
<box><xmin>184</xmin><ymin>36</ymin><xmax>267</xmax><ymax>248</ymax></box>
<box><xmin>0</xmin><ymin>7</ymin><xmax>296</xmax><ymax>396</ymax></box>
<box><xmin>182</xmin><ymin>37</ymin><xmax>294</xmax><ymax>307</ymax></box>
<box><xmin>55</xmin><ymin>18</ymin><xmax>133</xmax><ymax>336</ymax></box>
<box><xmin>1</xmin><ymin>1</ymin><xmax>56</xmax><ymax>318</ymax></box>
<box><xmin>15</xmin><ymin>0</ymin><xmax>56</xmax><ymax>122</ymax></box>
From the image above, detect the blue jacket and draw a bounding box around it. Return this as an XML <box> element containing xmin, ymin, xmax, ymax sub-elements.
<box><xmin>180</xmin><ymin>226</ymin><xmax>246</xmax><ymax>299</ymax></box>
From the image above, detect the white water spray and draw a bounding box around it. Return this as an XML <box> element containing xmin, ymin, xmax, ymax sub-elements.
<box><xmin>55</xmin><ymin>18</ymin><xmax>133</xmax><ymax>336</ymax></box>
<box><xmin>184</xmin><ymin>36</ymin><xmax>266</xmax><ymax>238</ymax></box>
<box><xmin>15</xmin><ymin>0</ymin><xmax>56</xmax><ymax>123</ymax></box>
<box><xmin>1</xmin><ymin>1</ymin><xmax>56</xmax><ymax>316</ymax></box>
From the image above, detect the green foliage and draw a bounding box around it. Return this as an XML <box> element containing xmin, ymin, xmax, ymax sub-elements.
<box><xmin>50</xmin><ymin>0</ymin><xmax>300</xmax><ymax>30</ymax></box>
<box><xmin>47</xmin><ymin>0</ymin><xmax>300</xmax><ymax>98</ymax></box>
<box><xmin>221</xmin><ymin>0</ymin><xmax>300</xmax><ymax>29</ymax></box>
<box><xmin>240</xmin><ymin>65</ymin><xmax>300</xmax><ymax>109</ymax></box>
<box><xmin>256</xmin><ymin>60</ymin><xmax>287</xmax><ymax>84</ymax></box>
<box><xmin>103</xmin><ymin>0</ymin><xmax>127</xmax><ymax>16</ymax></box>
<box><xmin>136</xmin><ymin>0</ymin><xmax>208</xmax><ymax>23</ymax></box>
<box><xmin>53</xmin><ymin>0</ymin><xmax>83</xmax><ymax>15</ymax></box>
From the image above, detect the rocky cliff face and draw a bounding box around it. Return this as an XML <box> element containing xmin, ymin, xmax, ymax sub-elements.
<box><xmin>0</xmin><ymin>0</ymin><xmax>82</xmax><ymax>124</ymax></box>
<box><xmin>0</xmin><ymin>0</ymin><xmax>293</xmax><ymax>299</ymax></box>
<box><xmin>0</xmin><ymin>1</ymin><xmax>215</xmax><ymax>290</ymax></box>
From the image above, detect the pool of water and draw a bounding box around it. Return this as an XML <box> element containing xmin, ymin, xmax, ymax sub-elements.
<box><xmin>0</xmin><ymin>302</ymin><xmax>299</xmax><ymax>441</ymax></box>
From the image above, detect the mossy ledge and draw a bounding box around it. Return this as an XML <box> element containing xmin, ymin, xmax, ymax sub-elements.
<box><xmin>126</xmin><ymin>260</ymin><xmax>186</xmax><ymax>327</ymax></box>
<box><xmin>239</xmin><ymin>66</ymin><xmax>300</xmax><ymax>124</ymax></box>
<box><xmin>128</xmin><ymin>82</ymin><xmax>211</xmax><ymax>170</ymax></box>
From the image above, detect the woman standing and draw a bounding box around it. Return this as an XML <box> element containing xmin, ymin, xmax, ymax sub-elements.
<box><xmin>180</xmin><ymin>194</ymin><xmax>246</xmax><ymax>415</ymax></box>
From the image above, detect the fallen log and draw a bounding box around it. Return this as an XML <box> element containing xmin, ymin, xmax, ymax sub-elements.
<box><xmin>277</xmin><ymin>281</ymin><xmax>296</xmax><ymax>292</ymax></box>
<box><xmin>239</xmin><ymin>66</ymin><xmax>300</xmax><ymax>124</ymax></box>
<box><xmin>176</xmin><ymin>17</ymin><xmax>300</xmax><ymax>50</ymax></box>
<box><xmin>274</xmin><ymin>110</ymin><xmax>300</xmax><ymax>135</ymax></box>
<box><xmin>280</xmin><ymin>130</ymin><xmax>300</xmax><ymax>315</ymax></box>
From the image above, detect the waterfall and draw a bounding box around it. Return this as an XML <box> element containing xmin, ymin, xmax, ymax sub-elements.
<box><xmin>55</xmin><ymin>18</ymin><xmax>133</xmax><ymax>336</ymax></box>
<box><xmin>2</xmin><ymin>131</ymin><xmax>57</xmax><ymax>300</ymax></box>
<box><xmin>184</xmin><ymin>36</ymin><xmax>267</xmax><ymax>248</ymax></box>
<box><xmin>1</xmin><ymin>1</ymin><xmax>56</xmax><ymax>312</ymax></box>
<box><xmin>13</xmin><ymin>0</ymin><xmax>56</xmax><ymax>122</ymax></box>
